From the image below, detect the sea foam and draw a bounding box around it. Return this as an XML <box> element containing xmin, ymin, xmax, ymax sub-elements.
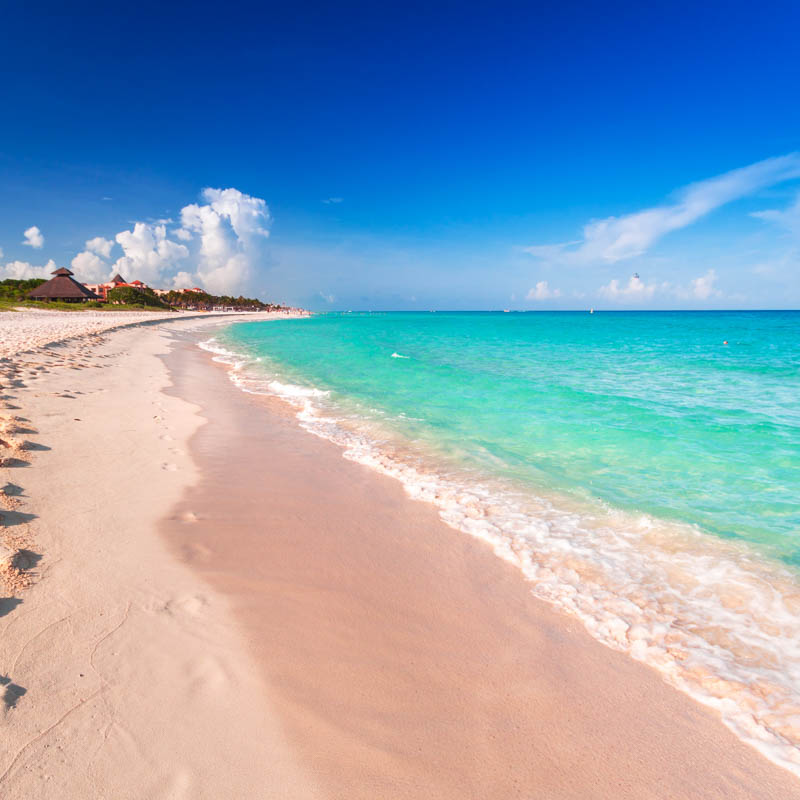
<box><xmin>199</xmin><ymin>335</ymin><xmax>800</xmax><ymax>776</ymax></box>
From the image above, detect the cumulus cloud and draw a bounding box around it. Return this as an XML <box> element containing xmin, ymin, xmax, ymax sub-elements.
<box><xmin>0</xmin><ymin>259</ymin><xmax>56</xmax><ymax>280</ymax></box>
<box><xmin>113</xmin><ymin>222</ymin><xmax>189</xmax><ymax>285</ymax></box>
<box><xmin>527</xmin><ymin>153</ymin><xmax>800</xmax><ymax>266</ymax></box>
<box><xmin>687</xmin><ymin>269</ymin><xmax>719</xmax><ymax>300</ymax></box>
<box><xmin>178</xmin><ymin>187</ymin><xmax>271</xmax><ymax>294</ymax></box>
<box><xmin>171</xmin><ymin>271</ymin><xmax>195</xmax><ymax>289</ymax></box>
<box><xmin>599</xmin><ymin>274</ymin><xmax>661</xmax><ymax>301</ymax></box>
<box><xmin>69</xmin><ymin>236</ymin><xmax>118</xmax><ymax>282</ymax></box>
<box><xmin>85</xmin><ymin>236</ymin><xmax>115</xmax><ymax>258</ymax></box>
<box><xmin>71</xmin><ymin>250</ymin><xmax>110</xmax><ymax>282</ymax></box>
<box><xmin>526</xmin><ymin>280</ymin><xmax>561</xmax><ymax>300</ymax></box>
<box><xmin>599</xmin><ymin>270</ymin><xmax>722</xmax><ymax>303</ymax></box>
<box><xmin>22</xmin><ymin>225</ymin><xmax>44</xmax><ymax>249</ymax></box>
<box><xmin>15</xmin><ymin>187</ymin><xmax>272</xmax><ymax>296</ymax></box>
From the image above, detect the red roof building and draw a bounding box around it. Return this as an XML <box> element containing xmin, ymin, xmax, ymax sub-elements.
<box><xmin>83</xmin><ymin>274</ymin><xmax>150</xmax><ymax>301</ymax></box>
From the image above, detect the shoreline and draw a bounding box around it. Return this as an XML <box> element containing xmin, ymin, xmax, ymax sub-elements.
<box><xmin>1</xmin><ymin>313</ymin><xmax>798</xmax><ymax>797</ymax></box>
<box><xmin>200</xmin><ymin>316</ymin><xmax>800</xmax><ymax>773</ymax></box>
<box><xmin>160</xmin><ymin>328</ymin><xmax>800</xmax><ymax>798</ymax></box>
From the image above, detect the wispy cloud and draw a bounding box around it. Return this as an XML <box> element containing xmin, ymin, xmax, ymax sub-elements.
<box><xmin>526</xmin><ymin>280</ymin><xmax>560</xmax><ymax>300</ymax></box>
<box><xmin>526</xmin><ymin>153</ymin><xmax>800</xmax><ymax>266</ymax></box>
<box><xmin>751</xmin><ymin>191</ymin><xmax>800</xmax><ymax>236</ymax></box>
<box><xmin>322</xmin><ymin>197</ymin><xmax>343</xmax><ymax>204</ymax></box>
<box><xmin>22</xmin><ymin>225</ymin><xmax>44</xmax><ymax>249</ymax></box>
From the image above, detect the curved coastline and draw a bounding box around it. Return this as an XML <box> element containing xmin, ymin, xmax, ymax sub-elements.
<box><xmin>198</xmin><ymin>325</ymin><xmax>800</xmax><ymax>777</ymax></box>
<box><xmin>157</xmin><ymin>324</ymin><xmax>800</xmax><ymax>797</ymax></box>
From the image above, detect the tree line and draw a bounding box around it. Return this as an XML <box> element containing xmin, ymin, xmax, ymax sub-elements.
<box><xmin>1</xmin><ymin>279</ymin><xmax>286</xmax><ymax>312</ymax></box>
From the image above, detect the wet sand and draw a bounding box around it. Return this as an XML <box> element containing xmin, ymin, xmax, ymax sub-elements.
<box><xmin>161</xmin><ymin>336</ymin><xmax>800</xmax><ymax>799</ymax></box>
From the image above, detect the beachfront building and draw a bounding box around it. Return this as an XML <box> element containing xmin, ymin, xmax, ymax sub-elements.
<box><xmin>28</xmin><ymin>267</ymin><xmax>100</xmax><ymax>302</ymax></box>
<box><xmin>84</xmin><ymin>274</ymin><xmax>149</xmax><ymax>301</ymax></box>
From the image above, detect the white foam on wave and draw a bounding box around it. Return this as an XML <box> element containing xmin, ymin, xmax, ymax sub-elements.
<box><xmin>199</xmin><ymin>336</ymin><xmax>800</xmax><ymax>776</ymax></box>
<box><xmin>391</xmin><ymin>352</ymin><xmax>410</xmax><ymax>359</ymax></box>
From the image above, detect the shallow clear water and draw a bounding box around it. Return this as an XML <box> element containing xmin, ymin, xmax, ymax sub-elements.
<box><xmin>209</xmin><ymin>310</ymin><xmax>800</xmax><ymax>773</ymax></box>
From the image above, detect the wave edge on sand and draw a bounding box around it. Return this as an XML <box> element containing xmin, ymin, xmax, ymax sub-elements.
<box><xmin>200</xmin><ymin>334</ymin><xmax>800</xmax><ymax>777</ymax></box>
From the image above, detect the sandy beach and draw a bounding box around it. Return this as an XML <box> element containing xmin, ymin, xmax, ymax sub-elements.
<box><xmin>1</xmin><ymin>311</ymin><xmax>799</xmax><ymax>798</ymax></box>
<box><xmin>0</xmin><ymin>311</ymin><xmax>316</xmax><ymax>798</ymax></box>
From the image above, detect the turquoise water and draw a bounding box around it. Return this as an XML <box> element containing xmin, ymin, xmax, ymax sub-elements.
<box><xmin>209</xmin><ymin>311</ymin><xmax>800</xmax><ymax>770</ymax></box>
<box><xmin>224</xmin><ymin>311</ymin><xmax>800</xmax><ymax>565</ymax></box>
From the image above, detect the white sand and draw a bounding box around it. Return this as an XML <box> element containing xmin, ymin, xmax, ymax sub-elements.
<box><xmin>0</xmin><ymin>314</ymin><xmax>317</xmax><ymax>798</ymax></box>
<box><xmin>2</xmin><ymin>309</ymin><xmax>799</xmax><ymax>799</ymax></box>
<box><xmin>0</xmin><ymin>308</ymin><xmax>303</xmax><ymax>359</ymax></box>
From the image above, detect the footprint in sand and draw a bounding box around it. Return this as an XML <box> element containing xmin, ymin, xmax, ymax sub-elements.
<box><xmin>183</xmin><ymin>542</ymin><xmax>213</xmax><ymax>562</ymax></box>
<box><xmin>162</xmin><ymin>594</ymin><xmax>207</xmax><ymax>617</ymax></box>
<box><xmin>161</xmin><ymin>463</ymin><xmax>178</xmax><ymax>472</ymax></box>
<box><xmin>161</xmin><ymin>769</ymin><xmax>192</xmax><ymax>800</ymax></box>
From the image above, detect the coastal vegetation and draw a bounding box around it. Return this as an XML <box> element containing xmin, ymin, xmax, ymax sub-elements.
<box><xmin>0</xmin><ymin>278</ymin><xmax>286</xmax><ymax>313</ymax></box>
<box><xmin>106</xmin><ymin>286</ymin><xmax>173</xmax><ymax>310</ymax></box>
<box><xmin>0</xmin><ymin>278</ymin><xmax>46</xmax><ymax>303</ymax></box>
<box><xmin>1</xmin><ymin>278</ymin><xmax>107</xmax><ymax>311</ymax></box>
<box><xmin>161</xmin><ymin>289</ymin><xmax>281</xmax><ymax>312</ymax></box>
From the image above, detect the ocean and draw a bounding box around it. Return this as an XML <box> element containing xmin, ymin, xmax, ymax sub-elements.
<box><xmin>203</xmin><ymin>310</ymin><xmax>800</xmax><ymax>773</ymax></box>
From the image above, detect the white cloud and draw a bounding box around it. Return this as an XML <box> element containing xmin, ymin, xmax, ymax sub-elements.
<box><xmin>71</xmin><ymin>250</ymin><xmax>111</xmax><ymax>282</ymax></box>
<box><xmin>85</xmin><ymin>236</ymin><xmax>115</xmax><ymax>258</ymax></box>
<box><xmin>0</xmin><ymin>259</ymin><xmax>56</xmax><ymax>280</ymax></box>
<box><xmin>23</xmin><ymin>186</ymin><xmax>272</xmax><ymax>297</ymax></box>
<box><xmin>687</xmin><ymin>269</ymin><xmax>719</xmax><ymax>300</ymax></box>
<box><xmin>752</xmin><ymin>192</ymin><xmax>800</xmax><ymax>236</ymax></box>
<box><xmin>22</xmin><ymin>226</ymin><xmax>44</xmax><ymax>249</ymax></box>
<box><xmin>318</xmin><ymin>291</ymin><xmax>336</xmax><ymax>303</ymax></box>
<box><xmin>179</xmin><ymin>187</ymin><xmax>271</xmax><ymax>295</ymax></box>
<box><xmin>599</xmin><ymin>274</ymin><xmax>661</xmax><ymax>301</ymax></box>
<box><xmin>0</xmin><ymin>246</ymin><xmax>3</xmax><ymax>259</ymax></box>
<box><xmin>114</xmin><ymin>222</ymin><xmax>189</xmax><ymax>285</ymax></box>
<box><xmin>172</xmin><ymin>271</ymin><xmax>195</xmax><ymax>289</ymax></box>
<box><xmin>70</xmin><ymin>236</ymin><xmax>118</xmax><ymax>282</ymax></box>
<box><xmin>322</xmin><ymin>197</ymin><xmax>343</xmax><ymax>204</ymax></box>
<box><xmin>526</xmin><ymin>280</ymin><xmax>561</xmax><ymax>300</ymax></box>
<box><xmin>599</xmin><ymin>270</ymin><xmax>722</xmax><ymax>303</ymax></box>
<box><xmin>527</xmin><ymin>153</ymin><xmax>800</xmax><ymax>266</ymax></box>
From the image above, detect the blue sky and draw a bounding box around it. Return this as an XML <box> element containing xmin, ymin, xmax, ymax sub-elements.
<box><xmin>1</xmin><ymin>0</ymin><xmax>799</xmax><ymax>309</ymax></box>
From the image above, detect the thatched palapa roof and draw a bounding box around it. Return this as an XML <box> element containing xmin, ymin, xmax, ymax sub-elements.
<box><xmin>28</xmin><ymin>267</ymin><xmax>100</xmax><ymax>301</ymax></box>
